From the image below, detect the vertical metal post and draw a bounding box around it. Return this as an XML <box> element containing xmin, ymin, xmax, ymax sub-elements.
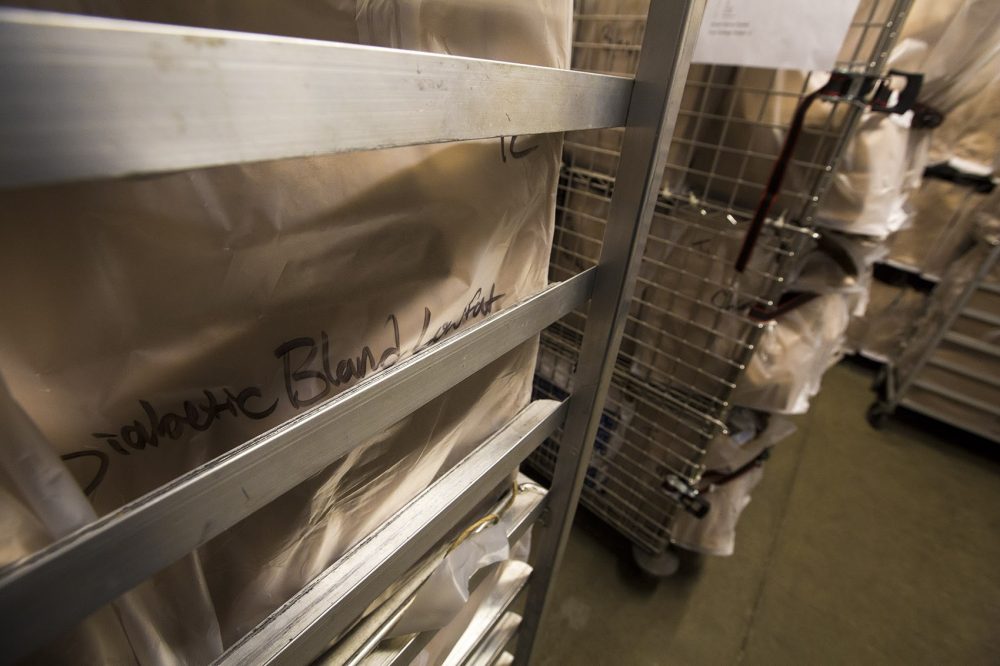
<box><xmin>514</xmin><ymin>1</ymin><xmax>707</xmax><ymax>663</ymax></box>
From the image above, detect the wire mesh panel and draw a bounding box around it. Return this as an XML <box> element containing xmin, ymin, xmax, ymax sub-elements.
<box><xmin>530</xmin><ymin>0</ymin><xmax>911</xmax><ymax>554</ymax></box>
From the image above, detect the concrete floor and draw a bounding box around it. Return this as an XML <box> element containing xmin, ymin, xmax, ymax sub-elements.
<box><xmin>534</xmin><ymin>362</ymin><xmax>1000</xmax><ymax>665</ymax></box>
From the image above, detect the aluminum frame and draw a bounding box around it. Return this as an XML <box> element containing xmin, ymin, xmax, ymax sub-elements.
<box><xmin>0</xmin><ymin>8</ymin><xmax>632</xmax><ymax>188</ymax></box>
<box><xmin>873</xmin><ymin>236</ymin><xmax>1000</xmax><ymax>443</ymax></box>
<box><xmin>0</xmin><ymin>2</ymin><xmax>705</xmax><ymax>663</ymax></box>
<box><xmin>325</xmin><ymin>476</ymin><xmax>545</xmax><ymax>666</ymax></box>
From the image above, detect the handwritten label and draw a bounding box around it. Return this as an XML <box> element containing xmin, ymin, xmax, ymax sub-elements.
<box><xmin>499</xmin><ymin>135</ymin><xmax>539</xmax><ymax>163</ymax></box>
<box><xmin>63</xmin><ymin>284</ymin><xmax>505</xmax><ymax>494</ymax></box>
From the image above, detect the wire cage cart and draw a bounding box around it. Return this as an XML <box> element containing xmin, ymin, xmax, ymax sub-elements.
<box><xmin>528</xmin><ymin>0</ymin><xmax>914</xmax><ymax>566</ymax></box>
<box><xmin>0</xmin><ymin>2</ymin><xmax>706</xmax><ymax>664</ymax></box>
<box><xmin>868</xmin><ymin>215</ymin><xmax>1000</xmax><ymax>444</ymax></box>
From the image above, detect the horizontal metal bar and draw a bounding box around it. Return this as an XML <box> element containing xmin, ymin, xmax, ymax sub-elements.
<box><xmin>574</xmin><ymin>40</ymin><xmax>641</xmax><ymax>52</ymax></box>
<box><xmin>361</xmin><ymin>632</ymin><xmax>430</xmax><ymax>666</ymax></box>
<box><xmin>961</xmin><ymin>306</ymin><xmax>1000</xmax><ymax>328</ymax></box>
<box><xmin>340</xmin><ymin>568</ymin><xmax>435</xmax><ymax>666</ymax></box>
<box><xmin>911</xmin><ymin>378</ymin><xmax>1000</xmax><ymax>418</ymax></box>
<box><xmin>465</xmin><ymin>612</ymin><xmax>522</xmax><ymax>666</ymax></box>
<box><xmin>218</xmin><ymin>399</ymin><xmax>566</xmax><ymax>665</ymax></box>
<box><xmin>943</xmin><ymin>331</ymin><xmax>1000</xmax><ymax>359</ymax></box>
<box><xmin>573</xmin><ymin>13</ymin><xmax>648</xmax><ymax>21</ymax></box>
<box><xmin>0</xmin><ymin>8</ymin><xmax>633</xmax><ymax>188</ymax></box>
<box><xmin>439</xmin><ymin>561</ymin><xmax>532</xmax><ymax>666</ymax></box>
<box><xmin>926</xmin><ymin>355</ymin><xmax>1000</xmax><ymax>390</ymax></box>
<box><xmin>899</xmin><ymin>395</ymin><xmax>999</xmax><ymax>444</ymax></box>
<box><xmin>0</xmin><ymin>271</ymin><xmax>592</xmax><ymax>661</ymax></box>
<box><xmin>978</xmin><ymin>281</ymin><xmax>1000</xmax><ymax>296</ymax></box>
<box><xmin>326</xmin><ymin>474</ymin><xmax>546</xmax><ymax>666</ymax></box>
<box><xmin>879</xmin><ymin>257</ymin><xmax>937</xmax><ymax>282</ymax></box>
<box><xmin>858</xmin><ymin>347</ymin><xmax>890</xmax><ymax>365</ymax></box>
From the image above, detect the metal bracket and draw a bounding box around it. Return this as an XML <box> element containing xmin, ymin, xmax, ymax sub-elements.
<box><xmin>663</xmin><ymin>474</ymin><xmax>710</xmax><ymax>518</ymax></box>
<box><xmin>820</xmin><ymin>69</ymin><xmax>923</xmax><ymax>115</ymax></box>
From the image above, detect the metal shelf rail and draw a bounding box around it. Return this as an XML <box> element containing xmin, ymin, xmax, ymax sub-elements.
<box><xmin>0</xmin><ymin>2</ymin><xmax>705</xmax><ymax>664</ymax></box>
<box><xmin>529</xmin><ymin>0</ymin><xmax>913</xmax><ymax>561</ymax></box>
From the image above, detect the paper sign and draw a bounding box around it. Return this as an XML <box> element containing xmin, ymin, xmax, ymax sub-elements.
<box><xmin>692</xmin><ymin>0</ymin><xmax>863</xmax><ymax>71</ymax></box>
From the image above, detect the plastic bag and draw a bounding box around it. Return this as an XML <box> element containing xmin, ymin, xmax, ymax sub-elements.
<box><xmin>671</xmin><ymin>415</ymin><xmax>795</xmax><ymax>557</ymax></box>
<box><xmin>390</xmin><ymin>523</ymin><xmax>510</xmax><ymax>637</ymax></box>
<box><xmin>731</xmin><ymin>292</ymin><xmax>853</xmax><ymax>414</ymax></box>
<box><xmin>410</xmin><ymin>530</ymin><xmax>532</xmax><ymax>666</ymax></box>
<box><xmin>818</xmin><ymin>110</ymin><xmax>928</xmax><ymax>238</ymax></box>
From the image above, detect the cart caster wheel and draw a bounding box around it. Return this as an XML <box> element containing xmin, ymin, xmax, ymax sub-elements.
<box><xmin>632</xmin><ymin>544</ymin><xmax>679</xmax><ymax>577</ymax></box>
<box><xmin>866</xmin><ymin>402</ymin><xmax>890</xmax><ymax>430</ymax></box>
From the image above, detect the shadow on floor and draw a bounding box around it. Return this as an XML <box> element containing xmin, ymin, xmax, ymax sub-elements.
<box><xmin>532</xmin><ymin>362</ymin><xmax>1000</xmax><ymax>666</ymax></box>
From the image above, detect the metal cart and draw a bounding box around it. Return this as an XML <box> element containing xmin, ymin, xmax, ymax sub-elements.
<box><xmin>868</xmin><ymin>219</ymin><xmax>1000</xmax><ymax>444</ymax></box>
<box><xmin>529</xmin><ymin>0</ymin><xmax>915</xmax><ymax>571</ymax></box>
<box><xmin>0</xmin><ymin>1</ymin><xmax>705</xmax><ymax>663</ymax></box>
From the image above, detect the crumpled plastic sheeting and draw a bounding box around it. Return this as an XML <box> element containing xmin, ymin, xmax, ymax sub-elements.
<box><xmin>787</xmin><ymin>231</ymin><xmax>886</xmax><ymax>316</ymax></box>
<box><xmin>411</xmin><ymin>530</ymin><xmax>531</xmax><ymax>666</ymax></box>
<box><xmin>818</xmin><ymin>109</ymin><xmax>928</xmax><ymax>238</ymax></box>
<box><xmin>815</xmin><ymin>29</ymin><xmax>933</xmax><ymax>239</ymax></box>
<box><xmin>732</xmin><ymin>292</ymin><xmax>854</xmax><ymax>415</ymax></box>
<box><xmin>0</xmin><ymin>0</ymin><xmax>569</xmax><ymax>663</ymax></box>
<box><xmin>390</xmin><ymin>522</ymin><xmax>510</xmax><ymax>637</ymax></box>
<box><xmin>671</xmin><ymin>414</ymin><xmax>795</xmax><ymax>557</ymax></box>
<box><xmin>896</xmin><ymin>0</ymin><xmax>1000</xmax><ymax>120</ymax></box>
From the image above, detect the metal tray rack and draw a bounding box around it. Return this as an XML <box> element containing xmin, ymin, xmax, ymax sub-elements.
<box><xmin>0</xmin><ymin>2</ymin><xmax>705</xmax><ymax>663</ymax></box>
<box><xmin>529</xmin><ymin>0</ymin><xmax>913</xmax><ymax>560</ymax></box>
<box><xmin>869</xmin><ymin>226</ymin><xmax>1000</xmax><ymax>444</ymax></box>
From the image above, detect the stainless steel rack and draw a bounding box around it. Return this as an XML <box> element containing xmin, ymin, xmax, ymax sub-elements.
<box><xmin>869</xmin><ymin>226</ymin><xmax>1000</xmax><ymax>444</ymax></box>
<box><xmin>0</xmin><ymin>2</ymin><xmax>705</xmax><ymax>663</ymax></box>
<box><xmin>528</xmin><ymin>0</ymin><xmax>913</xmax><ymax>563</ymax></box>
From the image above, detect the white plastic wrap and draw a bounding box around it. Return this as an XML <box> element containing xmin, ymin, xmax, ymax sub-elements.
<box><xmin>391</xmin><ymin>523</ymin><xmax>510</xmax><ymax>637</ymax></box>
<box><xmin>899</xmin><ymin>0</ymin><xmax>1000</xmax><ymax>125</ymax></box>
<box><xmin>411</xmin><ymin>530</ymin><xmax>531</xmax><ymax>666</ymax></box>
<box><xmin>0</xmin><ymin>1</ymin><xmax>570</xmax><ymax>663</ymax></box>
<box><xmin>671</xmin><ymin>415</ymin><xmax>795</xmax><ymax>557</ymax></box>
<box><xmin>817</xmin><ymin>109</ymin><xmax>928</xmax><ymax>238</ymax></box>
<box><xmin>787</xmin><ymin>231</ymin><xmax>886</xmax><ymax>316</ymax></box>
<box><xmin>732</xmin><ymin>292</ymin><xmax>854</xmax><ymax>414</ymax></box>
